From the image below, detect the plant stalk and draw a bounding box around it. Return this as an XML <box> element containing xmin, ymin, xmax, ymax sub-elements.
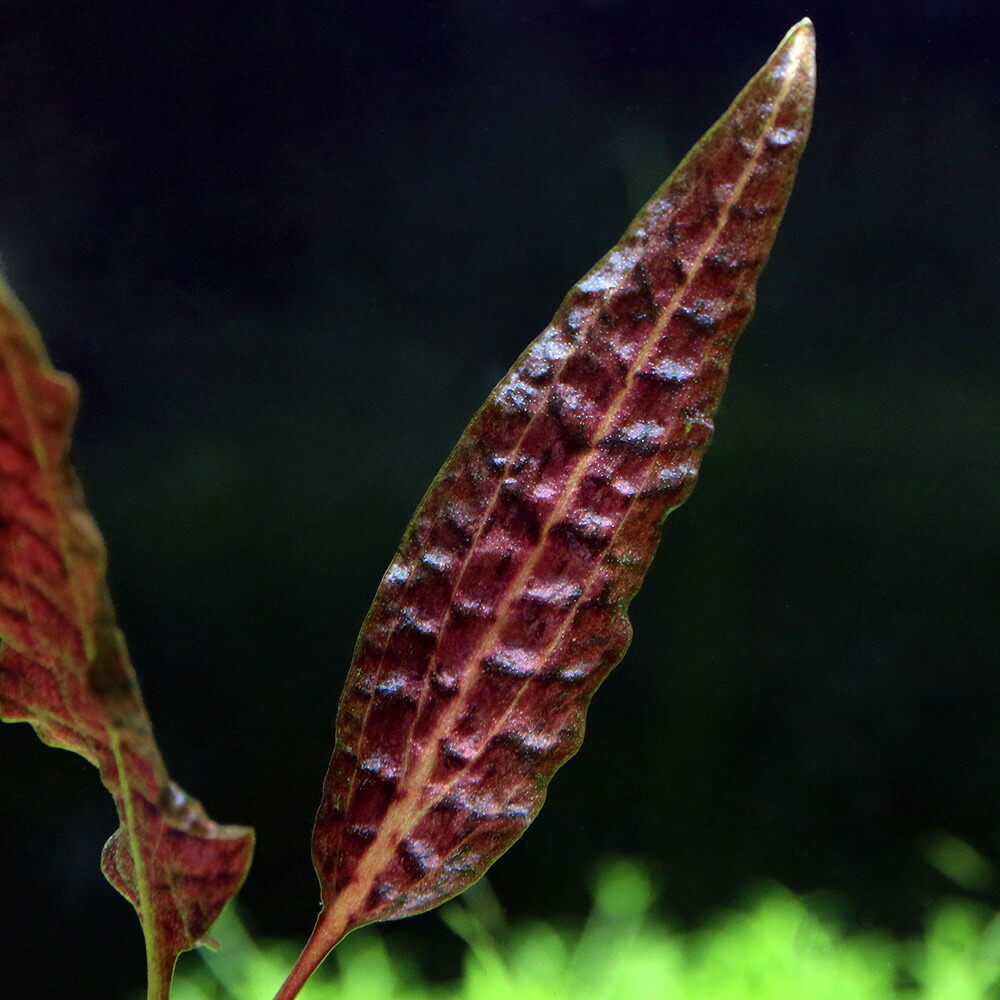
<box><xmin>272</xmin><ymin>908</ymin><xmax>351</xmax><ymax>1000</ymax></box>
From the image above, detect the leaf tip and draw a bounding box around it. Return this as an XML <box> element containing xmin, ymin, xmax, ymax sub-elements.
<box><xmin>779</xmin><ymin>17</ymin><xmax>816</xmax><ymax>83</ymax></box>
<box><xmin>758</xmin><ymin>18</ymin><xmax>815</xmax><ymax>144</ymax></box>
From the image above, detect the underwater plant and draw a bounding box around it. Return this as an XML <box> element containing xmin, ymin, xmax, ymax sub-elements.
<box><xmin>176</xmin><ymin>860</ymin><xmax>1000</xmax><ymax>1000</ymax></box>
<box><xmin>0</xmin><ymin>20</ymin><xmax>814</xmax><ymax>1000</ymax></box>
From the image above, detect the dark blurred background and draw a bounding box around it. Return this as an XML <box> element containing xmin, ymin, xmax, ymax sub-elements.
<box><xmin>1</xmin><ymin>1</ymin><xmax>998</xmax><ymax>996</ymax></box>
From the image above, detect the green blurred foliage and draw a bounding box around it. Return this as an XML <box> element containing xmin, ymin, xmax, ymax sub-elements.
<box><xmin>167</xmin><ymin>858</ymin><xmax>1000</xmax><ymax>1000</ymax></box>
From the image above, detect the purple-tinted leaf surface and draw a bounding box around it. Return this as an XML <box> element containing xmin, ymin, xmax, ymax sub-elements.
<box><xmin>0</xmin><ymin>281</ymin><xmax>254</xmax><ymax>1000</ymax></box>
<box><xmin>278</xmin><ymin>19</ymin><xmax>815</xmax><ymax>998</ymax></box>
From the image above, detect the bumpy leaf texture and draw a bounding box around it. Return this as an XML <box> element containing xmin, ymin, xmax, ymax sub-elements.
<box><xmin>278</xmin><ymin>19</ymin><xmax>815</xmax><ymax>998</ymax></box>
<box><xmin>0</xmin><ymin>283</ymin><xmax>254</xmax><ymax>999</ymax></box>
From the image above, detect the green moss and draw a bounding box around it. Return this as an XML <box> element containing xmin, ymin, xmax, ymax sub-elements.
<box><xmin>169</xmin><ymin>860</ymin><xmax>1000</xmax><ymax>1000</ymax></box>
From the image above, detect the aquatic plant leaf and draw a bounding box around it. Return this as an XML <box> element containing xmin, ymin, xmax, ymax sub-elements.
<box><xmin>0</xmin><ymin>281</ymin><xmax>254</xmax><ymax>999</ymax></box>
<box><xmin>278</xmin><ymin>19</ymin><xmax>815</xmax><ymax>997</ymax></box>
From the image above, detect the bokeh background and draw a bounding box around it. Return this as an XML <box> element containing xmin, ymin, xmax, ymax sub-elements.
<box><xmin>1</xmin><ymin>1</ymin><xmax>998</xmax><ymax>997</ymax></box>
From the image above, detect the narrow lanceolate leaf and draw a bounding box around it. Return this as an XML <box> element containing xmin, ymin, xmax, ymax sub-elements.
<box><xmin>0</xmin><ymin>282</ymin><xmax>254</xmax><ymax>1000</ymax></box>
<box><xmin>279</xmin><ymin>19</ymin><xmax>815</xmax><ymax>997</ymax></box>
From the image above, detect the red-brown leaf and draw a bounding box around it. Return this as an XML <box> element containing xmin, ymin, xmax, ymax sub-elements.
<box><xmin>279</xmin><ymin>19</ymin><xmax>815</xmax><ymax>997</ymax></box>
<box><xmin>0</xmin><ymin>282</ymin><xmax>254</xmax><ymax>998</ymax></box>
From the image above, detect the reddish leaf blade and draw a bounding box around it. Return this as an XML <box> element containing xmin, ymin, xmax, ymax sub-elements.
<box><xmin>0</xmin><ymin>282</ymin><xmax>254</xmax><ymax>999</ymax></box>
<box><xmin>280</xmin><ymin>19</ymin><xmax>815</xmax><ymax>997</ymax></box>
